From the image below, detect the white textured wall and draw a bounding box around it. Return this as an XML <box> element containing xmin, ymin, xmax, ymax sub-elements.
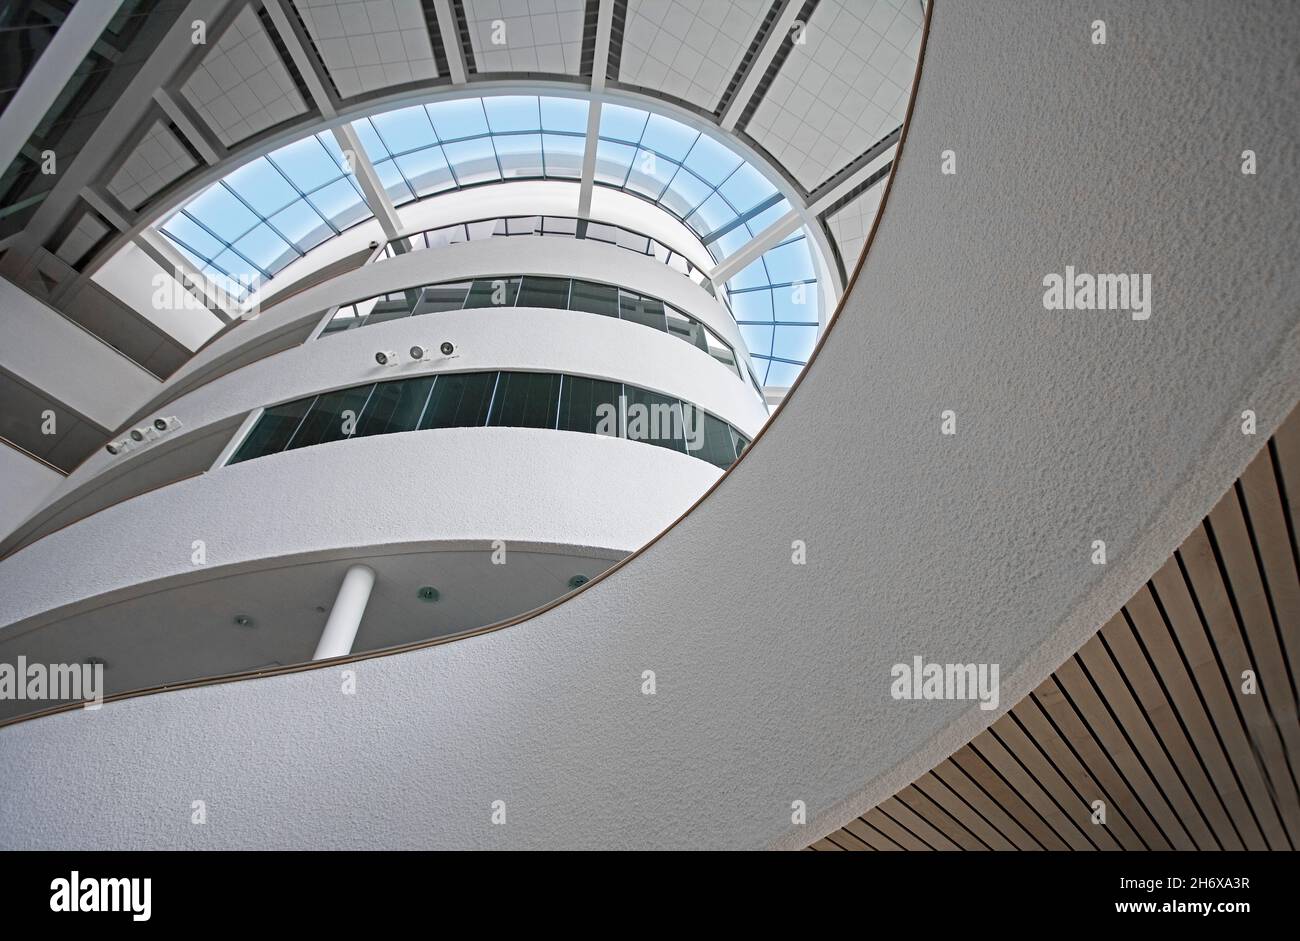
<box><xmin>0</xmin><ymin>445</ymin><xmax>61</xmax><ymax>541</ymax></box>
<box><xmin>0</xmin><ymin>430</ymin><xmax>720</xmax><ymax>629</ymax></box>
<box><xmin>1</xmin><ymin>1</ymin><xmax>1297</xmax><ymax>850</ymax></box>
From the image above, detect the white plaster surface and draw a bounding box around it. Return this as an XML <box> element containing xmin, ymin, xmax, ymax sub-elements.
<box><xmin>0</xmin><ymin>430</ymin><xmax>720</xmax><ymax>630</ymax></box>
<box><xmin>1</xmin><ymin>1</ymin><xmax>1297</xmax><ymax>850</ymax></box>
<box><xmin>0</xmin><ymin>446</ymin><xmax>61</xmax><ymax>541</ymax></box>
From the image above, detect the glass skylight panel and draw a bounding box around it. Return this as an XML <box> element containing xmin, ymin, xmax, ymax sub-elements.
<box><xmin>426</xmin><ymin>98</ymin><xmax>489</xmax><ymax>139</ymax></box>
<box><xmin>594</xmin><ymin>139</ymin><xmax>636</xmax><ymax>185</ymax></box>
<box><xmin>494</xmin><ymin>133</ymin><xmax>544</xmax><ymax>178</ymax></box>
<box><xmin>726</xmin><ymin>229</ymin><xmax>821</xmax><ymax>385</ymax></box>
<box><xmin>369</xmin><ymin>105</ymin><xmax>437</xmax><ymax>153</ymax></box>
<box><xmin>598</xmin><ymin>103</ymin><xmax>649</xmax><ymax>143</ymax></box>
<box><xmin>160</xmin><ymin>130</ymin><xmax>371</xmax><ymax>288</ymax></box>
<box><xmin>539</xmin><ymin>96</ymin><xmax>587</xmax><ymax>133</ymax></box>
<box><xmin>483</xmin><ymin>96</ymin><xmax>540</xmax><ymax>133</ymax></box>
<box><xmin>541</xmin><ymin>133</ymin><xmax>583</xmax><ymax>177</ymax></box>
<box><xmin>442</xmin><ymin>137</ymin><xmax>501</xmax><ymax>185</ymax></box>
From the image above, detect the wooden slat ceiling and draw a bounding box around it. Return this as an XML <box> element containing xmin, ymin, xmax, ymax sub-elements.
<box><xmin>812</xmin><ymin>410</ymin><xmax>1300</xmax><ymax>851</ymax></box>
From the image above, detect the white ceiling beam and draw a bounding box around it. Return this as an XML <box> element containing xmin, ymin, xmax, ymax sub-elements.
<box><xmin>708</xmin><ymin>208</ymin><xmax>802</xmax><ymax>286</ymax></box>
<box><xmin>577</xmin><ymin>0</ymin><xmax>615</xmax><ymax>221</ymax></box>
<box><xmin>81</xmin><ymin>185</ymin><xmax>136</xmax><ymax>233</ymax></box>
<box><xmin>0</xmin><ymin>0</ymin><xmax>126</xmax><ymax>178</ymax></box>
<box><xmin>332</xmin><ymin>123</ymin><xmax>402</xmax><ymax>241</ymax></box>
<box><xmin>153</xmin><ymin>88</ymin><xmax>225</xmax><ymax>165</ymax></box>
<box><xmin>431</xmin><ymin>0</ymin><xmax>468</xmax><ymax>85</ymax></box>
<box><xmin>807</xmin><ymin>144</ymin><xmax>895</xmax><ymax>216</ymax></box>
<box><xmin>719</xmin><ymin>0</ymin><xmax>804</xmax><ymax>132</ymax></box>
<box><xmin>135</xmin><ymin>231</ymin><xmax>236</xmax><ymax>323</ymax></box>
<box><xmin>260</xmin><ymin>0</ymin><xmax>336</xmax><ymax>118</ymax></box>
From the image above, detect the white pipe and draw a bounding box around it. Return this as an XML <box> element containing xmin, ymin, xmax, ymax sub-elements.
<box><xmin>312</xmin><ymin>564</ymin><xmax>376</xmax><ymax>661</ymax></box>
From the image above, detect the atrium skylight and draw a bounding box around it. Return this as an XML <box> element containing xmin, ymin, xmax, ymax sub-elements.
<box><xmin>160</xmin><ymin>132</ymin><xmax>369</xmax><ymax>298</ymax></box>
<box><xmin>155</xmin><ymin>93</ymin><xmax>826</xmax><ymax>383</ymax></box>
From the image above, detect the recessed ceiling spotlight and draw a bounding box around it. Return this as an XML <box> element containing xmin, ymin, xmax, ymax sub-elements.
<box><xmin>233</xmin><ymin>614</ymin><xmax>255</xmax><ymax>628</ymax></box>
<box><xmin>568</xmin><ymin>575</ymin><xmax>589</xmax><ymax>589</ymax></box>
<box><xmin>417</xmin><ymin>586</ymin><xmax>440</xmax><ymax>602</ymax></box>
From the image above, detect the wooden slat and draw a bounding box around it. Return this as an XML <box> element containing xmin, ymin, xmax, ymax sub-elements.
<box><xmin>931</xmin><ymin>761</ymin><xmax>1043</xmax><ymax>849</ymax></box>
<box><xmin>1101</xmin><ymin>598</ymin><xmax>1246</xmax><ymax>849</ymax></box>
<box><xmin>875</xmin><ymin>795</ymin><xmax>963</xmax><ymax>850</ymax></box>
<box><xmin>860</xmin><ymin>804</ymin><xmax>935</xmax><ymax>850</ymax></box>
<box><xmin>1008</xmin><ymin>693</ymin><xmax>1149</xmax><ymax>849</ymax></box>
<box><xmin>1071</xmin><ymin>631</ymin><xmax>1222</xmax><ymax>852</ymax></box>
<box><xmin>988</xmin><ymin>711</ymin><xmax>1121</xmax><ymax>849</ymax></box>
<box><xmin>1051</xmin><ymin>655</ymin><xmax>1198</xmax><ymax>849</ymax></box>
<box><xmin>809</xmin><ymin>836</ymin><xmax>846</xmax><ymax>851</ymax></box>
<box><xmin>976</xmin><ymin>722</ymin><xmax>1101</xmax><ymax>850</ymax></box>
<box><xmin>1207</xmin><ymin>490</ymin><xmax>1300</xmax><ymax>785</ymax></box>
<box><xmin>1029</xmin><ymin>679</ymin><xmax>1173</xmax><ymax>849</ymax></box>
<box><xmin>950</xmin><ymin>747</ymin><xmax>1068</xmax><ymax>849</ymax></box>
<box><xmin>895</xmin><ymin>783</ymin><xmax>988</xmax><ymax>850</ymax></box>
<box><xmin>913</xmin><ymin>773</ymin><xmax>1015</xmax><ymax>849</ymax></box>
<box><xmin>1143</xmin><ymin>560</ymin><xmax>1289</xmax><ymax>849</ymax></box>
<box><xmin>840</xmin><ymin>817</ymin><xmax>899</xmax><ymax>850</ymax></box>
<box><xmin>1239</xmin><ymin>449</ymin><xmax>1300</xmax><ymax>730</ymax></box>
<box><xmin>1271</xmin><ymin>417</ymin><xmax>1300</xmax><ymax>555</ymax></box>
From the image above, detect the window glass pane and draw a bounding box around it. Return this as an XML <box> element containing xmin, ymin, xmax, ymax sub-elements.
<box><xmin>483</xmin><ymin>95</ymin><xmax>541</xmax><ymax>132</ymax></box>
<box><xmin>658</xmin><ymin>167</ymin><xmax>712</xmax><ymax>218</ymax></box>
<box><xmin>623</xmin><ymin>385</ymin><xmax>684</xmax><ymax>452</ymax></box>
<box><xmin>730</xmin><ymin>428</ymin><xmax>750</xmax><ymax>461</ymax></box>
<box><xmin>228</xmin><ymin>397</ymin><xmax>314</xmax><ymax>464</ymax></box>
<box><xmin>161</xmin><ymin>212</ymin><xmax>225</xmax><ymax>259</ymax></box>
<box><xmin>619</xmin><ymin>291</ymin><xmax>666</xmax><ymax>332</ymax></box>
<box><xmin>426</xmin><ymin>98</ymin><xmax>490</xmax><ymax>139</ymax></box>
<box><xmin>269</xmin><ymin>200</ymin><xmax>330</xmax><ymax>252</ymax></box>
<box><xmin>395</xmin><ymin>146</ymin><xmax>455</xmax><ymax>197</ymax></box>
<box><xmin>493</xmin><ymin>132</ymin><xmax>544</xmax><ymax>178</ymax></box>
<box><xmin>704</xmin><ymin>327</ymin><xmax>739</xmax><ymax>376</ymax></box>
<box><xmin>540</xmin><ymin>96</ymin><xmax>588</xmax><ymax>133</ymax></box>
<box><xmin>594</xmin><ymin>139</ymin><xmax>635</xmax><ymax>185</ymax></box>
<box><xmin>356</xmin><ymin>376</ymin><xmax>435</xmax><ymax>437</ymax></box>
<box><xmin>489</xmin><ymin>372</ymin><xmax>561</xmax><ymax>428</ymax></box>
<box><xmin>557</xmin><ymin>376</ymin><xmax>620</xmax><ymax>436</ymax></box>
<box><xmin>321</xmin><ymin>304</ymin><xmax>361</xmax><ymax>335</ymax></box>
<box><xmin>374</xmin><ymin>158</ymin><xmax>416</xmax><ymax>204</ymax></box>
<box><xmin>419</xmin><ymin>372</ymin><xmax>496</xmax><ymax>428</ymax></box>
<box><xmin>599</xmin><ymin>103</ymin><xmax>648</xmax><ymax>143</ymax></box>
<box><xmin>225</xmin><ymin>159</ymin><xmax>298</xmax><ymax>215</ymax></box>
<box><xmin>516</xmin><ymin>276</ymin><xmax>569</xmax><ymax>309</ymax></box>
<box><xmin>362</xmin><ymin>291</ymin><xmax>417</xmax><ymax>325</ymax></box>
<box><xmin>541</xmin><ymin>133</ymin><xmax>583</xmax><ymax>177</ymax></box>
<box><xmin>465</xmin><ymin>276</ymin><xmax>519</xmax><ymax>309</ymax></box>
<box><xmin>307</xmin><ymin>177</ymin><xmax>368</xmax><ymax>230</ymax></box>
<box><xmin>412</xmin><ymin>281</ymin><xmax>471</xmax><ymax>314</ymax></box>
<box><xmin>233</xmin><ymin>223</ymin><xmax>293</xmax><ymax>275</ymax></box>
<box><xmin>624</xmin><ymin>148</ymin><xmax>677</xmax><ymax>200</ymax></box>
<box><xmin>442</xmin><ymin>138</ymin><xmax>500</xmax><ymax>185</ymax></box>
<box><xmin>541</xmin><ymin>216</ymin><xmax>577</xmax><ymax>236</ymax></box>
<box><xmin>369</xmin><ymin>105</ymin><xmax>438</xmax><ymax>154</ymax></box>
<box><xmin>569</xmin><ymin>279</ymin><xmax>619</xmax><ymax>317</ymax></box>
<box><xmin>639</xmin><ymin>113</ymin><xmax>698</xmax><ymax>161</ymax></box>
<box><xmin>272</xmin><ymin>135</ymin><xmax>346</xmax><ymax>192</ymax></box>
<box><xmin>286</xmin><ymin>385</ymin><xmax>374</xmax><ymax>450</ymax></box>
<box><xmin>184</xmin><ymin>184</ymin><xmax>259</xmax><ymax>242</ymax></box>
<box><xmin>665</xmin><ymin>306</ymin><xmax>707</xmax><ymax>350</ymax></box>
<box><xmin>682</xmin><ymin>133</ymin><xmax>742</xmax><ymax>186</ymax></box>
<box><xmin>683</xmin><ymin>406</ymin><xmax>738</xmax><ymax>469</ymax></box>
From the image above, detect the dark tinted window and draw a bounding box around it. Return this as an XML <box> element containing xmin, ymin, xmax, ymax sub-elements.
<box><xmin>356</xmin><ymin>376</ymin><xmax>435</xmax><ymax>437</ymax></box>
<box><xmin>362</xmin><ymin>293</ymin><xmax>415</xmax><ymax>326</ymax></box>
<box><xmin>419</xmin><ymin>372</ymin><xmax>497</xmax><ymax>428</ymax></box>
<box><xmin>685</xmin><ymin>407</ymin><xmax>737</xmax><ymax>469</ymax></box>
<box><xmin>286</xmin><ymin>385</ymin><xmax>375</xmax><ymax>450</ymax></box>
<box><xmin>569</xmin><ymin>279</ymin><xmax>619</xmax><ymax>317</ymax></box>
<box><xmin>489</xmin><ymin>372</ymin><xmax>561</xmax><ymax>428</ymax></box>
<box><xmin>558</xmin><ymin>376</ymin><xmax>621</xmax><ymax>436</ymax></box>
<box><xmin>517</xmin><ymin>276</ymin><xmax>570</xmax><ymax>309</ymax></box>
<box><xmin>412</xmin><ymin>282</ymin><xmax>470</xmax><ymax>315</ymax></box>
<box><xmin>228</xmin><ymin>396</ymin><xmax>314</xmax><ymax>464</ymax></box>
<box><xmin>624</xmin><ymin>386</ymin><xmax>684</xmax><ymax>452</ymax></box>
<box><xmin>619</xmin><ymin>291</ymin><xmax>666</xmax><ymax>332</ymax></box>
<box><xmin>464</xmin><ymin>277</ymin><xmax>520</xmax><ymax>309</ymax></box>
